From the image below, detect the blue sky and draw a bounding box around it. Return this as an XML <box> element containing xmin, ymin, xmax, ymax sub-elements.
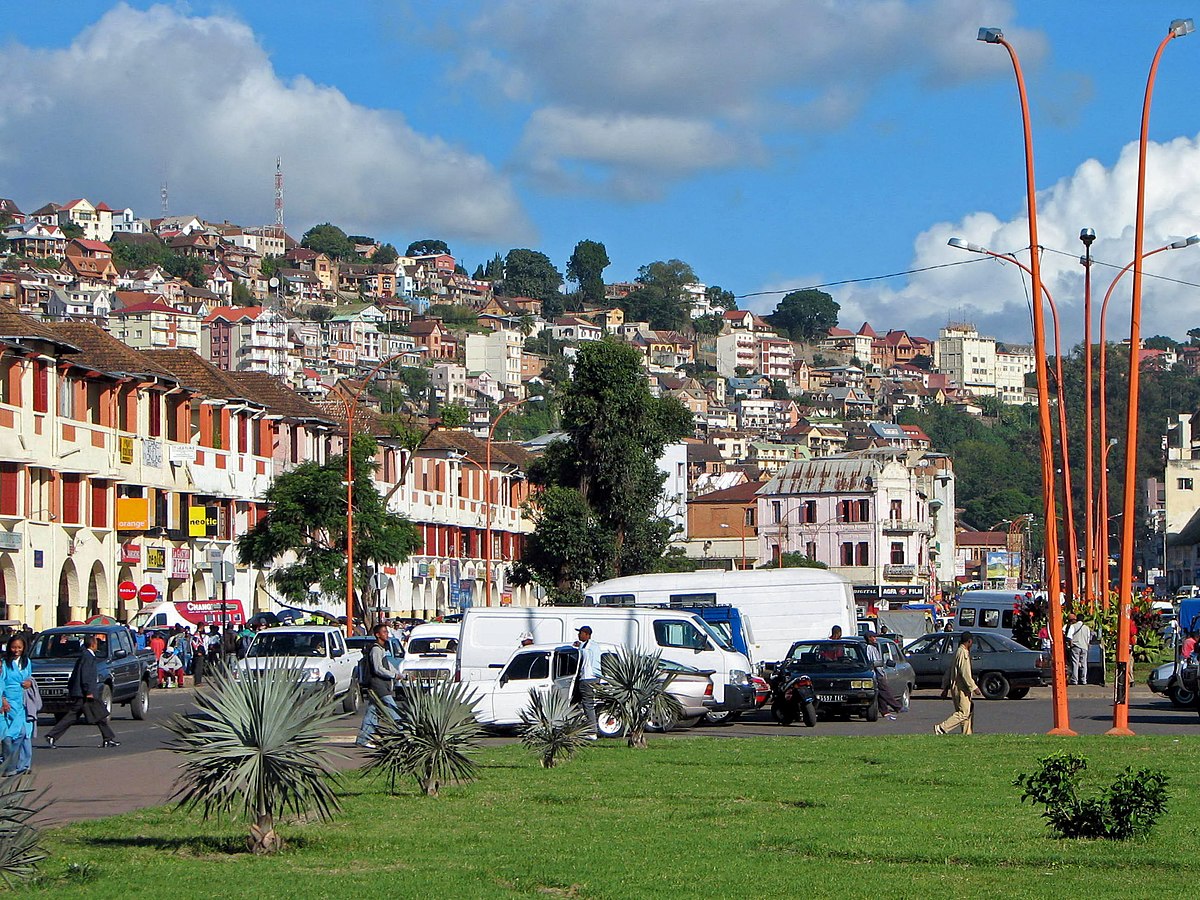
<box><xmin>5</xmin><ymin>1</ymin><xmax>1200</xmax><ymax>343</ymax></box>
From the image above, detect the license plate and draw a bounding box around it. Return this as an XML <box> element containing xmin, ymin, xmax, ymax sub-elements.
<box><xmin>817</xmin><ymin>693</ymin><xmax>844</xmax><ymax>703</ymax></box>
<box><xmin>42</xmin><ymin>688</ymin><xmax>66</xmax><ymax>697</ymax></box>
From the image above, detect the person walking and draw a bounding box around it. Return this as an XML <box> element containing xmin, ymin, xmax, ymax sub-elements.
<box><xmin>864</xmin><ymin>632</ymin><xmax>903</xmax><ymax>719</ymax></box>
<box><xmin>44</xmin><ymin>634</ymin><xmax>119</xmax><ymax>749</ymax></box>
<box><xmin>935</xmin><ymin>632</ymin><xmax>980</xmax><ymax>735</ymax></box>
<box><xmin>574</xmin><ymin>626</ymin><xmax>601</xmax><ymax>740</ymax></box>
<box><xmin>1065</xmin><ymin>614</ymin><xmax>1092</xmax><ymax>685</ymax></box>
<box><xmin>356</xmin><ymin>623</ymin><xmax>402</xmax><ymax>748</ymax></box>
<box><xmin>0</xmin><ymin>635</ymin><xmax>34</xmax><ymax>773</ymax></box>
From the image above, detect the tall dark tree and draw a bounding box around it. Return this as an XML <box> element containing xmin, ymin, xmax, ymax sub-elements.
<box><xmin>620</xmin><ymin>259</ymin><xmax>696</xmax><ymax>332</ymax></box>
<box><xmin>706</xmin><ymin>285</ymin><xmax>738</xmax><ymax>312</ymax></box>
<box><xmin>566</xmin><ymin>239</ymin><xmax>610</xmax><ymax>305</ymax></box>
<box><xmin>237</xmin><ymin>435</ymin><xmax>421</xmax><ymax>609</ymax></box>
<box><xmin>515</xmin><ymin>342</ymin><xmax>692</xmax><ymax>601</ymax></box>
<box><xmin>301</xmin><ymin>223</ymin><xmax>357</xmax><ymax>261</ymax></box>
<box><xmin>500</xmin><ymin>249</ymin><xmax>563</xmax><ymax>302</ymax></box>
<box><xmin>483</xmin><ymin>253</ymin><xmax>505</xmax><ymax>281</ymax></box>
<box><xmin>405</xmin><ymin>239</ymin><xmax>451</xmax><ymax>257</ymax></box>
<box><xmin>373</xmin><ymin>243</ymin><xmax>399</xmax><ymax>265</ymax></box>
<box><xmin>767</xmin><ymin>289</ymin><xmax>840</xmax><ymax>341</ymax></box>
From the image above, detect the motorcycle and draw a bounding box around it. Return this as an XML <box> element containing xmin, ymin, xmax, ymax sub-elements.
<box><xmin>769</xmin><ymin>669</ymin><xmax>819</xmax><ymax>727</ymax></box>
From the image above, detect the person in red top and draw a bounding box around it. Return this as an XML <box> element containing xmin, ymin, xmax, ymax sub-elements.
<box><xmin>1183</xmin><ymin>632</ymin><xmax>1197</xmax><ymax>659</ymax></box>
<box><xmin>148</xmin><ymin>631</ymin><xmax>166</xmax><ymax>661</ymax></box>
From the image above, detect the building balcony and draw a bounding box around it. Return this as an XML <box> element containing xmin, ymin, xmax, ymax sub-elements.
<box><xmin>882</xmin><ymin>519</ymin><xmax>933</xmax><ymax>535</ymax></box>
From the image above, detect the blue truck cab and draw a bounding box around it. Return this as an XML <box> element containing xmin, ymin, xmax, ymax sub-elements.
<box><xmin>679</xmin><ymin>605</ymin><xmax>751</xmax><ymax>659</ymax></box>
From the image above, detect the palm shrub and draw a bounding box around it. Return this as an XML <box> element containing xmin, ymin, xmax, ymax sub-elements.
<box><xmin>164</xmin><ymin>658</ymin><xmax>342</xmax><ymax>854</ymax></box>
<box><xmin>365</xmin><ymin>681</ymin><xmax>482</xmax><ymax>796</ymax></box>
<box><xmin>596</xmin><ymin>648</ymin><xmax>684</xmax><ymax>749</ymax></box>
<box><xmin>519</xmin><ymin>688</ymin><xmax>592</xmax><ymax>768</ymax></box>
<box><xmin>0</xmin><ymin>776</ymin><xmax>45</xmax><ymax>885</ymax></box>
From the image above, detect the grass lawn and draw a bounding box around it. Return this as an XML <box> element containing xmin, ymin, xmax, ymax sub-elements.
<box><xmin>24</xmin><ymin>735</ymin><xmax>1200</xmax><ymax>898</ymax></box>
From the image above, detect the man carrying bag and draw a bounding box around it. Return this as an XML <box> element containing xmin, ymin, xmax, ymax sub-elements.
<box><xmin>44</xmin><ymin>634</ymin><xmax>120</xmax><ymax>749</ymax></box>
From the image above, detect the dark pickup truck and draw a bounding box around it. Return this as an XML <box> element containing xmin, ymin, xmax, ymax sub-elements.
<box><xmin>30</xmin><ymin>625</ymin><xmax>155</xmax><ymax>719</ymax></box>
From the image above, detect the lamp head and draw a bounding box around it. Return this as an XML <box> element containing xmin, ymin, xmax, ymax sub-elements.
<box><xmin>947</xmin><ymin>237</ymin><xmax>986</xmax><ymax>254</ymax></box>
<box><xmin>977</xmin><ymin>26</ymin><xmax>1004</xmax><ymax>43</ymax></box>
<box><xmin>1169</xmin><ymin>234</ymin><xmax>1200</xmax><ymax>249</ymax></box>
<box><xmin>1079</xmin><ymin>228</ymin><xmax>1096</xmax><ymax>247</ymax></box>
<box><xmin>1170</xmin><ymin>18</ymin><xmax>1195</xmax><ymax>37</ymax></box>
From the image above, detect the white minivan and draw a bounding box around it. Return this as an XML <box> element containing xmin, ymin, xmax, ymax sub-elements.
<box><xmin>582</xmin><ymin>569</ymin><xmax>857</xmax><ymax>669</ymax></box>
<box><xmin>456</xmin><ymin>606</ymin><xmax>756</xmax><ymax>716</ymax></box>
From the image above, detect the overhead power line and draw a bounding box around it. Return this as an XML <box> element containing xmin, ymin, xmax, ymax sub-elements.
<box><xmin>736</xmin><ymin>257</ymin><xmax>989</xmax><ymax>299</ymax></box>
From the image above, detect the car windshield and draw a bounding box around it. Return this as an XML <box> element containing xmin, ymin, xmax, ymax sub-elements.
<box><xmin>247</xmin><ymin>632</ymin><xmax>327</xmax><ymax>658</ymax></box>
<box><xmin>30</xmin><ymin>632</ymin><xmax>109</xmax><ymax>660</ymax></box>
<box><xmin>786</xmin><ymin>641</ymin><xmax>868</xmax><ymax>668</ymax></box>
<box><xmin>694</xmin><ymin>619</ymin><xmax>734</xmax><ymax>652</ymax></box>
<box><xmin>408</xmin><ymin>637</ymin><xmax>457</xmax><ymax>655</ymax></box>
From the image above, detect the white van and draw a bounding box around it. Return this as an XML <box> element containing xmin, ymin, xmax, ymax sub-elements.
<box><xmin>582</xmin><ymin>569</ymin><xmax>856</xmax><ymax>669</ymax></box>
<box><xmin>456</xmin><ymin>606</ymin><xmax>755</xmax><ymax>715</ymax></box>
<box><xmin>952</xmin><ymin>591</ymin><xmax>1030</xmax><ymax>637</ymax></box>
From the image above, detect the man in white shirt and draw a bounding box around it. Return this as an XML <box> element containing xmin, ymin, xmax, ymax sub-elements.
<box><xmin>1065</xmin><ymin>614</ymin><xmax>1092</xmax><ymax>685</ymax></box>
<box><xmin>575</xmin><ymin>625</ymin><xmax>601</xmax><ymax>740</ymax></box>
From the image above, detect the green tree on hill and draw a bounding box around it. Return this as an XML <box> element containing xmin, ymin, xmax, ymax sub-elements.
<box><xmin>621</xmin><ymin>259</ymin><xmax>695</xmax><ymax>332</ymax></box>
<box><xmin>301</xmin><ymin>223</ymin><xmax>358</xmax><ymax>261</ymax></box>
<box><xmin>405</xmin><ymin>239</ymin><xmax>451</xmax><ymax>258</ymax></box>
<box><xmin>768</xmin><ymin>289</ymin><xmax>839</xmax><ymax>341</ymax></box>
<box><xmin>566</xmin><ymin>239</ymin><xmax>610</xmax><ymax>306</ymax></box>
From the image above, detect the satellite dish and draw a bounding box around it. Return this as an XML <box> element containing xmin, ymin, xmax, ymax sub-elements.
<box><xmin>269</xmin><ymin>277</ymin><xmax>279</xmax><ymax>288</ymax></box>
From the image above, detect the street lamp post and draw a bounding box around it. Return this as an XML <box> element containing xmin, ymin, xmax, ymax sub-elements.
<box><xmin>1081</xmin><ymin>228</ymin><xmax>1096</xmax><ymax>611</ymax></box>
<box><xmin>975</xmin><ymin>25</ymin><xmax>1073</xmax><ymax>734</ymax></box>
<box><xmin>340</xmin><ymin>352</ymin><xmax>410</xmax><ymax>639</ymax></box>
<box><xmin>718</xmin><ymin>521</ymin><xmax>748</xmax><ymax>570</ymax></box>
<box><xmin>1113</xmin><ymin>17</ymin><xmax>1194</xmax><ymax>737</ymax></box>
<box><xmin>946</xmin><ymin>239</ymin><xmax>1079</xmax><ymax>607</ymax></box>
<box><xmin>484</xmin><ymin>396</ymin><xmax>542</xmax><ymax>605</ymax></box>
<box><xmin>1096</xmin><ymin>236</ymin><xmax>1198</xmax><ymax>610</ymax></box>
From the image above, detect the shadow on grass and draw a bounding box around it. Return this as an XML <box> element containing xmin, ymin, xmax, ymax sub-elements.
<box><xmin>83</xmin><ymin>833</ymin><xmax>312</xmax><ymax>854</ymax></box>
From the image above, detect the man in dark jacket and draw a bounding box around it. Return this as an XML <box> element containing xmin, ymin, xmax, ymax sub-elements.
<box><xmin>356</xmin><ymin>623</ymin><xmax>401</xmax><ymax>748</ymax></box>
<box><xmin>44</xmin><ymin>634</ymin><xmax>120</xmax><ymax>748</ymax></box>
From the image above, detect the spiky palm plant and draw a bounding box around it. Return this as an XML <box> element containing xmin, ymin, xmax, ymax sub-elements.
<box><xmin>519</xmin><ymin>688</ymin><xmax>592</xmax><ymax>768</ymax></box>
<box><xmin>365</xmin><ymin>681</ymin><xmax>482</xmax><ymax>796</ymax></box>
<box><xmin>596</xmin><ymin>648</ymin><xmax>684</xmax><ymax>748</ymax></box>
<box><xmin>0</xmin><ymin>777</ymin><xmax>45</xmax><ymax>885</ymax></box>
<box><xmin>164</xmin><ymin>658</ymin><xmax>342</xmax><ymax>854</ymax></box>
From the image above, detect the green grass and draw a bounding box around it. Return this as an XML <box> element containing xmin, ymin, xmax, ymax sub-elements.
<box><xmin>23</xmin><ymin>736</ymin><xmax>1200</xmax><ymax>898</ymax></box>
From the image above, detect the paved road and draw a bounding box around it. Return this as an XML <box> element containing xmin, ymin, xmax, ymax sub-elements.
<box><xmin>26</xmin><ymin>683</ymin><xmax>1198</xmax><ymax>825</ymax></box>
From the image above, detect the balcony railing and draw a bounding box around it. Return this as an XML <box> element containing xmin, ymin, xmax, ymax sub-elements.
<box><xmin>882</xmin><ymin>519</ymin><xmax>933</xmax><ymax>535</ymax></box>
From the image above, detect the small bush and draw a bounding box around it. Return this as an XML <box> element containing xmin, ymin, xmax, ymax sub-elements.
<box><xmin>365</xmin><ymin>681</ymin><xmax>483</xmax><ymax>796</ymax></box>
<box><xmin>596</xmin><ymin>648</ymin><xmax>684</xmax><ymax>749</ymax></box>
<box><xmin>1014</xmin><ymin>752</ymin><xmax>1170</xmax><ymax>840</ymax></box>
<box><xmin>519</xmin><ymin>689</ymin><xmax>592</xmax><ymax>768</ymax></box>
<box><xmin>0</xmin><ymin>776</ymin><xmax>45</xmax><ymax>885</ymax></box>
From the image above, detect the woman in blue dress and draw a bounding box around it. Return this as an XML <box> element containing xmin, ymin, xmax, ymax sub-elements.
<box><xmin>0</xmin><ymin>635</ymin><xmax>33</xmax><ymax>774</ymax></box>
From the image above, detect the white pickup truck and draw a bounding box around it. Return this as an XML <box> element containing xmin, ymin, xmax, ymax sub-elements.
<box><xmin>241</xmin><ymin>625</ymin><xmax>361</xmax><ymax>714</ymax></box>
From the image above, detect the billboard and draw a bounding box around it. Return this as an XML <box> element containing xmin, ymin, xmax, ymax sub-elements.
<box><xmin>986</xmin><ymin>551</ymin><xmax>1021</xmax><ymax>581</ymax></box>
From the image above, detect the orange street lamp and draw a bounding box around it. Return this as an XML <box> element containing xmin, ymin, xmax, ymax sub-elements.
<box><xmin>1097</xmin><ymin>437</ymin><xmax>1119</xmax><ymax>604</ymax></box>
<box><xmin>1096</xmin><ymin>235</ymin><xmax>1198</xmax><ymax>611</ymax></box>
<box><xmin>946</xmin><ymin>239</ymin><xmax>1079</xmax><ymax>609</ymax></box>
<box><xmin>341</xmin><ymin>352</ymin><xmax>410</xmax><ymax>638</ymax></box>
<box><xmin>1080</xmin><ymin>228</ymin><xmax>1097</xmax><ymax>612</ymax></box>
<box><xmin>1113</xmin><ymin>16</ymin><xmax>1194</xmax><ymax>737</ymax></box>
<box><xmin>484</xmin><ymin>396</ymin><xmax>543</xmax><ymax>605</ymax></box>
<box><xmin>975</xmin><ymin>25</ymin><xmax>1073</xmax><ymax>734</ymax></box>
<box><xmin>718</xmin><ymin>521</ymin><xmax>749</xmax><ymax>570</ymax></box>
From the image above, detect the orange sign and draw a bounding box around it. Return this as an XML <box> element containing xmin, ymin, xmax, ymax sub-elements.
<box><xmin>115</xmin><ymin>497</ymin><xmax>150</xmax><ymax>531</ymax></box>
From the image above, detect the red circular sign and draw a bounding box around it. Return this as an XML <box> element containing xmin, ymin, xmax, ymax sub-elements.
<box><xmin>117</xmin><ymin>581</ymin><xmax>138</xmax><ymax>602</ymax></box>
<box><xmin>137</xmin><ymin>583</ymin><xmax>160</xmax><ymax>604</ymax></box>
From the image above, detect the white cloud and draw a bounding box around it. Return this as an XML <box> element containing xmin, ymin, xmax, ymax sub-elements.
<box><xmin>751</xmin><ymin>133</ymin><xmax>1200</xmax><ymax>344</ymax></box>
<box><xmin>457</xmin><ymin>0</ymin><xmax>1049</xmax><ymax>191</ymax></box>
<box><xmin>0</xmin><ymin>4</ymin><xmax>531</xmax><ymax>242</ymax></box>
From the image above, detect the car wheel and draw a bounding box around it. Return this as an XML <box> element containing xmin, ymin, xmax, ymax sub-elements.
<box><xmin>899</xmin><ymin>685</ymin><xmax>911</xmax><ymax>711</ymax></box>
<box><xmin>703</xmin><ymin>710</ymin><xmax>736</xmax><ymax>726</ymax></box>
<box><xmin>1169</xmin><ymin>682</ymin><xmax>1196</xmax><ymax>707</ymax></box>
<box><xmin>1006</xmin><ymin>686</ymin><xmax>1030</xmax><ymax>700</ymax></box>
<box><xmin>864</xmin><ymin>700</ymin><xmax>879</xmax><ymax>722</ymax></box>
<box><xmin>771</xmin><ymin>701</ymin><xmax>795</xmax><ymax>726</ymax></box>
<box><xmin>131</xmin><ymin>680</ymin><xmax>150</xmax><ymax>720</ymax></box>
<box><xmin>342</xmin><ymin>677</ymin><xmax>361</xmax><ymax>714</ymax></box>
<box><xmin>978</xmin><ymin>672</ymin><xmax>1010</xmax><ymax>701</ymax></box>
<box><xmin>597</xmin><ymin>711</ymin><xmax>624</xmax><ymax>738</ymax></box>
<box><xmin>801</xmin><ymin>701</ymin><xmax>818</xmax><ymax>728</ymax></box>
<box><xmin>100</xmin><ymin>684</ymin><xmax>113</xmax><ymax>716</ymax></box>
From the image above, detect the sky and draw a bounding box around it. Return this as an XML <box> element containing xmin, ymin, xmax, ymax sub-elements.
<box><xmin>5</xmin><ymin>1</ymin><xmax>1200</xmax><ymax>345</ymax></box>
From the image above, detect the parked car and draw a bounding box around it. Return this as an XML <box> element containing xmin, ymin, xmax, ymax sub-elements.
<box><xmin>241</xmin><ymin>625</ymin><xmax>361</xmax><ymax>714</ymax></box>
<box><xmin>30</xmin><ymin>625</ymin><xmax>155</xmax><ymax>720</ymax></box>
<box><xmin>903</xmin><ymin>631</ymin><xmax>1048</xmax><ymax>700</ymax></box>
<box><xmin>874</xmin><ymin>636</ymin><xmax>917</xmax><ymax>710</ymax></box>
<box><xmin>1148</xmin><ymin>659</ymin><xmax>1195</xmax><ymax>707</ymax></box>
<box><xmin>776</xmin><ymin>639</ymin><xmax>882</xmax><ymax>721</ymax></box>
<box><xmin>398</xmin><ymin>623</ymin><xmax>459</xmax><ymax>684</ymax></box>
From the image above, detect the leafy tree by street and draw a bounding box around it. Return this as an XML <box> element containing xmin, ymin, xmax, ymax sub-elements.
<box><xmin>767</xmin><ymin>289</ymin><xmax>840</xmax><ymax>341</ymax></box>
<box><xmin>620</xmin><ymin>259</ymin><xmax>696</xmax><ymax>332</ymax></box>
<box><xmin>237</xmin><ymin>434</ymin><xmax>421</xmax><ymax>608</ymax></box>
<box><xmin>301</xmin><ymin>223</ymin><xmax>358</xmax><ymax>261</ymax></box>
<box><xmin>566</xmin><ymin>239</ymin><xmax>610</xmax><ymax>305</ymax></box>
<box><xmin>405</xmin><ymin>239</ymin><xmax>451</xmax><ymax>257</ymax></box>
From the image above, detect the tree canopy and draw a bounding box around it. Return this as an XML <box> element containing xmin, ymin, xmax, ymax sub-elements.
<box><xmin>768</xmin><ymin>289</ymin><xmax>840</xmax><ymax>341</ymax></box>
<box><xmin>566</xmin><ymin>239</ymin><xmax>610</xmax><ymax>306</ymax></box>
<box><xmin>514</xmin><ymin>341</ymin><xmax>693</xmax><ymax>601</ymax></box>
<box><xmin>373</xmin><ymin>243</ymin><xmax>399</xmax><ymax>265</ymax></box>
<box><xmin>405</xmin><ymin>239</ymin><xmax>451</xmax><ymax>257</ymax></box>
<box><xmin>301</xmin><ymin>223</ymin><xmax>358</xmax><ymax>261</ymax></box>
<box><xmin>706</xmin><ymin>285</ymin><xmax>738</xmax><ymax>312</ymax></box>
<box><xmin>620</xmin><ymin>259</ymin><xmax>696</xmax><ymax>332</ymax></box>
<box><xmin>237</xmin><ymin>435</ymin><xmax>421</xmax><ymax>609</ymax></box>
<box><xmin>500</xmin><ymin>249</ymin><xmax>563</xmax><ymax>304</ymax></box>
